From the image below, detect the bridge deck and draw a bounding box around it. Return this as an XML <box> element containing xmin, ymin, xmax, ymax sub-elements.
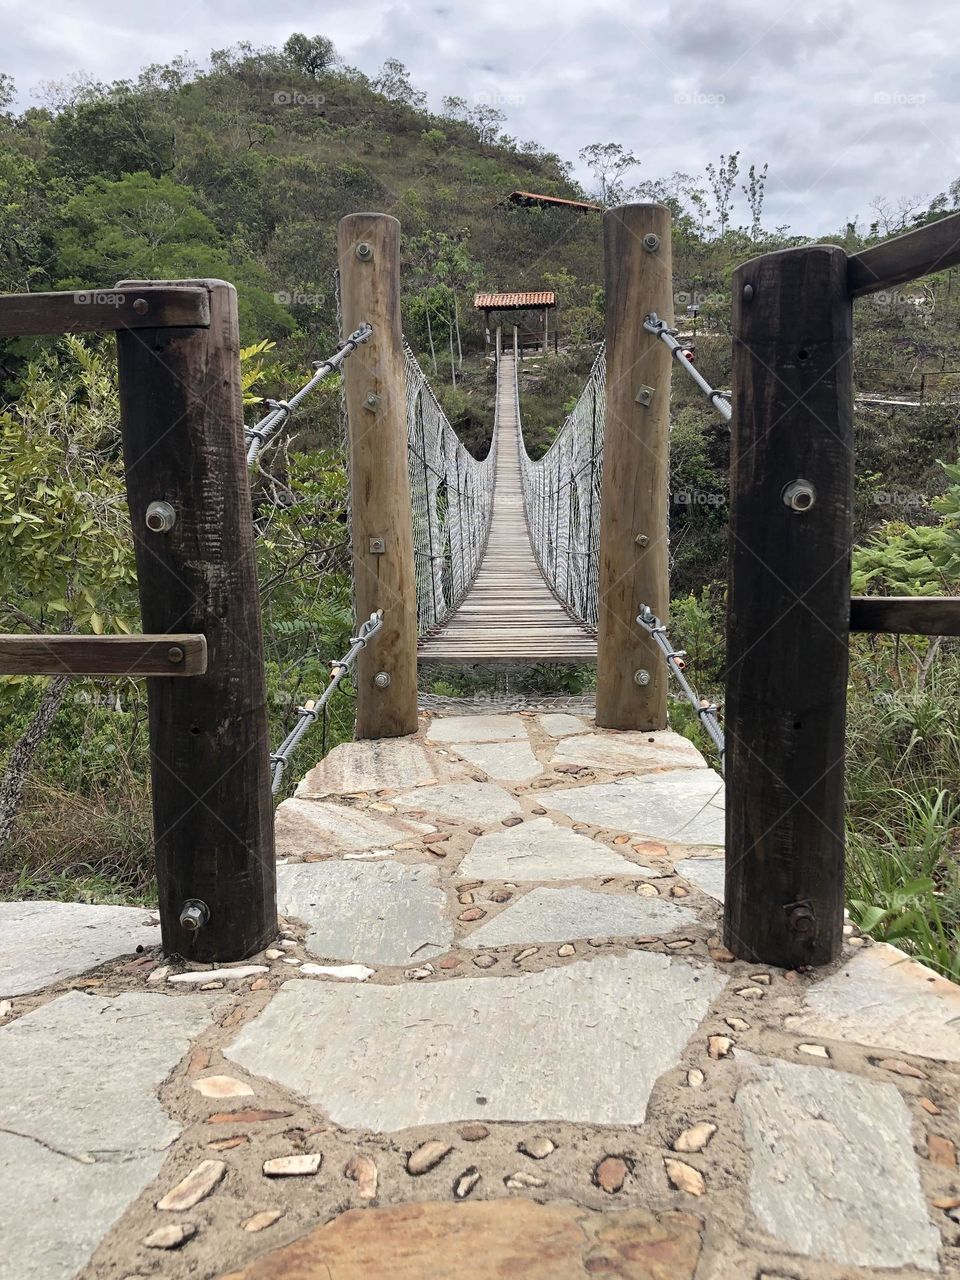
<box><xmin>418</xmin><ymin>352</ymin><xmax>597</xmax><ymax>666</ymax></box>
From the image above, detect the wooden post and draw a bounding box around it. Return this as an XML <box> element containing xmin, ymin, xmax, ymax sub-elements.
<box><xmin>337</xmin><ymin>213</ymin><xmax>419</xmax><ymax>739</ymax></box>
<box><xmin>115</xmin><ymin>278</ymin><xmax>276</xmax><ymax>962</ymax></box>
<box><xmin>724</xmin><ymin>245</ymin><xmax>853</xmax><ymax>968</ymax></box>
<box><xmin>596</xmin><ymin>203</ymin><xmax>672</xmax><ymax>730</ymax></box>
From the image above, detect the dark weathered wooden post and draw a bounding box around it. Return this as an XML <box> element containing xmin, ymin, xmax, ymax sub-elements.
<box><xmin>725</xmin><ymin>245</ymin><xmax>854</xmax><ymax>967</ymax></box>
<box><xmin>337</xmin><ymin>214</ymin><xmax>419</xmax><ymax>739</ymax></box>
<box><xmin>596</xmin><ymin>202</ymin><xmax>672</xmax><ymax>730</ymax></box>
<box><xmin>115</xmin><ymin>278</ymin><xmax>276</xmax><ymax>961</ymax></box>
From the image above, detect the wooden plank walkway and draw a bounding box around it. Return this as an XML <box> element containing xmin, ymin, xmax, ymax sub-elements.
<box><xmin>418</xmin><ymin>352</ymin><xmax>597</xmax><ymax>666</ymax></box>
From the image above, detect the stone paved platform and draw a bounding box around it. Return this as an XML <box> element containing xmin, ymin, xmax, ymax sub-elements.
<box><xmin>1</xmin><ymin>710</ymin><xmax>959</xmax><ymax>1279</ymax></box>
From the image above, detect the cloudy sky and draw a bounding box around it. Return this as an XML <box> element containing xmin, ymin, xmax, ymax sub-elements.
<box><xmin>3</xmin><ymin>0</ymin><xmax>956</xmax><ymax>234</ymax></box>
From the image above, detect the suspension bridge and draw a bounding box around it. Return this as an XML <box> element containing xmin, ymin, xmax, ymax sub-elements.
<box><xmin>3</xmin><ymin>204</ymin><xmax>960</xmax><ymax>971</ymax></box>
<box><xmin>3</xmin><ymin>204</ymin><xmax>960</xmax><ymax>1280</ymax></box>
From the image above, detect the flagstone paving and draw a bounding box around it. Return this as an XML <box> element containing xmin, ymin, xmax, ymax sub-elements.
<box><xmin>2</xmin><ymin>709</ymin><xmax>958</xmax><ymax>1280</ymax></box>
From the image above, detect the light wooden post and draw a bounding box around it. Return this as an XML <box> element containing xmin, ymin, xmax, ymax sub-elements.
<box><xmin>116</xmin><ymin>278</ymin><xmax>276</xmax><ymax>962</ymax></box>
<box><xmin>596</xmin><ymin>203</ymin><xmax>672</xmax><ymax>729</ymax></box>
<box><xmin>724</xmin><ymin>245</ymin><xmax>853</xmax><ymax>967</ymax></box>
<box><xmin>337</xmin><ymin>213</ymin><xmax>419</xmax><ymax>739</ymax></box>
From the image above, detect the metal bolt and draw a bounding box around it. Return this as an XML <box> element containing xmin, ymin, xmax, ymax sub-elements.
<box><xmin>743</xmin><ymin>283</ymin><xmax>755</xmax><ymax>302</ymax></box>
<box><xmin>635</xmin><ymin>385</ymin><xmax>655</xmax><ymax>407</ymax></box>
<box><xmin>364</xmin><ymin>392</ymin><xmax>381</xmax><ymax>411</ymax></box>
<box><xmin>787</xmin><ymin>903</ymin><xmax>816</xmax><ymax>935</ymax></box>
<box><xmin>179</xmin><ymin>899</ymin><xmax>209</xmax><ymax>932</ymax></box>
<box><xmin>633</xmin><ymin>669</ymin><xmax>651</xmax><ymax>687</ymax></box>
<box><xmin>634</xmin><ymin>533</ymin><xmax>650</xmax><ymax>547</ymax></box>
<box><xmin>145</xmin><ymin>500</ymin><xmax>176</xmax><ymax>533</ymax></box>
<box><xmin>356</xmin><ymin>242</ymin><xmax>374</xmax><ymax>261</ymax></box>
<box><xmin>374</xmin><ymin>671</ymin><xmax>391</xmax><ymax>689</ymax></box>
<box><xmin>368</xmin><ymin>536</ymin><xmax>386</xmax><ymax>555</ymax></box>
<box><xmin>642</xmin><ymin>232</ymin><xmax>660</xmax><ymax>252</ymax></box>
<box><xmin>782</xmin><ymin>479</ymin><xmax>816</xmax><ymax>513</ymax></box>
<box><xmin>132</xmin><ymin>297</ymin><xmax>149</xmax><ymax>316</ymax></box>
<box><xmin>167</xmin><ymin>646</ymin><xmax>184</xmax><ymax>665</ymax></box>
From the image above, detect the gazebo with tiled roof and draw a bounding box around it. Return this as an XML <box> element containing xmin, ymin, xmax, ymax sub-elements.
<box><xmin>474</xmin><ymin>290</ymin><xmax>557</xmax><ymax>355</ymax></box>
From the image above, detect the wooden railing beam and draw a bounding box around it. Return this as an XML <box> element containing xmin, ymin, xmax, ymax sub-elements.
<box><xmin>849</xmin><ymin>595</ymin><xmax>960</xmax><ymax>636</ymax></box>
<box><xmin>848</xmin><ymin>211</ymin><xmax>960</xmax><ymax>297</ymax></box>
<box><xmin>0</xmin><ymin>634</ymin><xmax>207</xmax><ymax>676</ymax></box>
<box><xmin>0</xmin><ymin>286</ymin><xmax>210</xmax><ymax>336</ymax></box>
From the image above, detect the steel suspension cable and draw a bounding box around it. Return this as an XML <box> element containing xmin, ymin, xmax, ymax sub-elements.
<box><xmin>636</xmin><ymin>604</ymin><xmax>725</xmax><ymax>768</ymax></box>
<box><xmin>642</xmin><ymin>313</ymin><xmax>732</xmax><ymax>422</ymax></box>
<box><xmin>246</xmin><ymin>323</ymin><xmax>373</xmax><ymax>466</ymax></box>
<box><xmin>269</xmin><ymin>609</ymin><xmax>383</xmax><ymax>794</ymax></box>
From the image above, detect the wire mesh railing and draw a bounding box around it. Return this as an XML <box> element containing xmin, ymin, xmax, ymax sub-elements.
<box><xmin>515</xmin><ymin>337</ymin><xmax>606</xmax><ymax>629</ymax></box>
<box><xmin>404</xmin><ymin>342</ymin><xmax>497</xmax><ymax>635</ymax></box>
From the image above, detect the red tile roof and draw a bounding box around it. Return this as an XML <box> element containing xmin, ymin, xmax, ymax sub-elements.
<box><xmin>473</xmin><ymin>291</ymin><xmax>556</xmax><ymax>309</ymax></box>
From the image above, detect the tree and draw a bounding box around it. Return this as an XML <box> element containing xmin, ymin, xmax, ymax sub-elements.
<box><xmin>0</xmin><ymin>339</ymin><xmax>138</xmax><ymax>850</ymax></box>
<box><xmin>52</xmin><ymin>172</ymin><xmax>294</xmax><ymax>339</ymax></box>
<box><xmin>283</xmin><ymin>33</ymin><xmax>336</xmax><ymax>78</ymax></box>
<box><xmin>741</xmin><ymin>162</ymin><xmax>769</xmax><ymax>238</ymax></box>
<box><xmin>468</xmin><ymin>104</ymin><xmax>505</xmax><ymax>146</ymax></box>
<box><xmin>705</xmin><ymin>151</ymin><xmax>740</xmax><ymax>236</ymax></box>
<box><xmin>373</xmin><ymin>59</ymin><xmax>426</xmax><ymax>110</ymax></box>
<box><xmin>578</xmin><ymin>142</ymin><xmax>639</xmax><ymax>207</ymax></box>
<box><xmin>0</xmin><ymin>74</ymin><xmax>14</xmax><ymax>112</ymax></box>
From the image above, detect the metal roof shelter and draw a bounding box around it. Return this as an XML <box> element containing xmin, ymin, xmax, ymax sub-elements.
<box><xmin>474</xmin><ymin>292</ymin><xmax>557</xmax><ymax>354</ymax></box>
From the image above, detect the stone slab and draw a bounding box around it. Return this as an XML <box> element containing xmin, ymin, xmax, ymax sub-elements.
<box><xmin>451</xmin><ymin>739</ymin><xmax>544</xmax><ymax>782</ymax></box>
<box><xmin>0</xmin><ymin>900</ymin><xmax>159</xmax><ymax>998</ymax></box>
<box><xmin>675</xmin><ymin>857</ymin><xmax>725</xmax><ymax>902</ymax></box>
<box><xmin>276</xmin><ymin>862</ymin><xmax>453</xmax><ymax>966</ymax></box>
<box><xmin>738</xmin><ymin>1058</ymin><xmax>939</xmax><ymax>1270</ymax></box>
<box><xmin>392</xmin><ymin>781</ymin><xmax>520</xmax><ymax>824</ymax></box>
<box><xmin>225</xmin><ymin>952</ymin><xmax>726</xmax><ymax>1130</ymax></box>
<box><xmin>0</xmin><ymin>990</ymin><xmax>224</xmax><ymax>1280</ymax></box>
<box><xmin>545</xmin><ymin>770</ymin><xmax>725</xmax><ymax>846</ymax></box>
<box><xmin>218</xmin><ymin>1200</ymin><xmax>703</xmax><ymax>1280</ymax></box>
<box><xmin>536</xmin><ymin>713</ymin><xmax>590</xmax><ymax>738</ymax></box>
<box><xmin>296</xmin><ymin>738</ymin><xmax>455</xmax><ymax>798</ymax></box>
<box><xmin>461</xmin><ymin>886</ymin><xmax>697</xmax><ymax>948</ymax></box>
<box><xmin>274</xmin><ymin>799</ymin><xmax>432</xmax><ymax>859</ymax></box>
<box><xmin>456</xmin><ymin>818</ymin><xmax>641</xmax><ymax>881</ymax></box>
<box><xmin>426</xmin><ymin>714</ymin><xmax>527</xmax><ymax>743</ymax></box>
<box><xmin>550</xmin><ymin>730</ymin><xmax>707</xmax><ymax>774</ymax></box>
<box><xmin>784</xmin><ymin>941</ymin><xmax>960</xmax><ymax>1062</ymax></box>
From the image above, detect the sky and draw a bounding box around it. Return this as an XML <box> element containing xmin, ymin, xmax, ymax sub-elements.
<box><xmin>3</xmin><ymin>0</ymin><xmax>957</xmax><ymax>235</ymax></box>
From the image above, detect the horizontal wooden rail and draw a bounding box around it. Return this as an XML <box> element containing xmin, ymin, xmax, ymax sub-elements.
<box><xmin>849</xmin><ymin>596</ymin><xmax>960</xmax><ymax>636</ymax></box>
<box><xmin>848</xmin><ymin>211</ymin><xmax>960</xmax><ymax>297</ymax></box>
<box><xmin>0</xmin><ymin>287</ymin><xmax>211</xmax><ymax>337</ymax></box>
<box><xmin>0</xmin><ymin>634</ymin><xmax>207</xmax><ymax>675</ymax></box>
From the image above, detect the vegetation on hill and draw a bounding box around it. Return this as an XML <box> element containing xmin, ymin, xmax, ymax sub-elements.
<box><xmin>1</xmin><ymin>37</ymin><xmax>959</xmax><ymax>975</ymax></box>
